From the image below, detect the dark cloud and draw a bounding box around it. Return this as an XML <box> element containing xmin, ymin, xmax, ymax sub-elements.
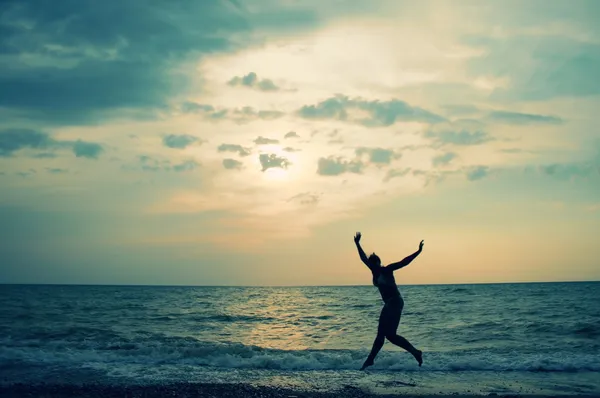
<box><xmin>487</xmin><ymin>110</ymin><xmax>563</xmax><ymax>125</ymax></box>
<box><xmin>355</xmin><ymin>147</ymin><xmax>399</xmax><ymax>165</ymax></box>
<box><xmin>73</xmin><ymin>140</ymin><xmax>103</xmax><ymax>159</ymax></box>
<box><xmin>284</xmin><ymin>131</ymin><xmax>299</xmax><ymax>139</ymax></box>
<box><xmin>0</xmin><ymin>128</ymin><xmax>53</xmax><ymax>156</ymax></box>
<box><xmin>259</xmin><ymin>153</ymin><xmax>290</xmax><ymax>171</ymax></box>
<box><xmin>162</xmin><ymin>134</ymin><xmax>200</xmax><ymax>149</ymax></box>
<box><xmin>222</xmin><ymin>158</ymin><xmax>243</xmax><ymax>170</ymax></box>
<box><xmin>432</xmin><ymin>152</ymin><xmax>457</xmax><ymax>167</ymax></box>
<box><xmin>0</xmin><ymin>1</ymin><xmax>256</xmax><ymax>125</ymax></box>
<box><xmin>282</xmin><ymin>147</ymin><xmax>300</xmax><ymax>152</ymax></box>
<box><xmin>228</xmin><ymin>72</ymin><xmax>280</xmax><ymax>91</ymax></box>
<box><xmin>0</xmin><ymin>0</ymin><xmax>327</xmax><ymax>126</ymax></box>
<box><xmin>466</xmin><ymin>166</ymin><xmax>489</xmax><ymax>181</ymax></box>
<box><xmin>254</xmin><ymin>136</ymin><xmax>280</xmax><ymax>145</ymax></box>
<box><xmin>0</xmin><ymin>128</ymin><xmax>103</xmax><ymax>159</ymax></box>
<box><xmin>317</xmin><ymin>156</ymin><xmax>363</xmax><ymax>176</ymax></box>
<box><xmin>298</xmin><ymin>94</ymin><xmax>445</xmax><ymax>126</ymax></box>
<box><xmin>217</xmin><ymin>144</ymin><xmax>251</xmax><ymax>157</ymax></box>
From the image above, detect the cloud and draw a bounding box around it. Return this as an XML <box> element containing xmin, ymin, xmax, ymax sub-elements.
<box><xmin>46</xmin><ymin>168</ymin><xmax>68</xmax><ymax>174</ymax></box>
<box><xmin>298</xmin><ymin>94</ymin><xmax>445</xmax><ymax>126</ymax></box>
<box><xmin>443</xmin><ymin>104</ymin><xmax>481</xmax><ymax>116</ymax></box>
<box><xmin>487</xmin><ymin>110</ymin><xmax>563</xmax><ymax>125</ymax></box>
<box><xmin>172</xmin><ymin>160</ymin><xmax>199</xmax><ymax>172</ymax></box>
<box><xmin>16</xmin><ymin>170</ymin><xmax>36</xmax><ymax>178</ymax></box>
<box><xmin>228</xmin><ymin>72</ymin><xmax>280</xmax><ymax>92</ymax></box>
<box><xmin>383</xmin><ymin>168</ymin><xmax>411</xmax><ymax>182</ymax></box>
<box><xmin>182</xmin><ymin>102</ymin><xmax>284</xmax><ymax>124</ymax></box>
<box><xmin>287</xmin><ymin>192</ymin><xmax>320</xmax><ymax>206</ymax></box>
<box><xmin>217</xmin><ymin>144</ymin><xmax>251</xmax><ymax>157</ymax></box>
<box><xmin>466</xmin><ymin>166</ymin><xmax>489</xmax><ymax>181</ymax></box>
<box><xmin>33</xmin><ymin>152</ymin><xmax>59</xmax><ymax>159</ymax></box>
<box><xmin>284</xmin><ymin>131</ymin><xmax>299</xmax><ymax>139</ymax></box>
<box><xmin>137</xmin><ymin>155</ymin><xmax>171</xmax><ymax>172</ymax></box>
<box><xmin>586</xmin><ymin>203</ymin><xmax>600</xmax><ymax>212</ymax></box>
<box><xmin>539</xmin><ymin>163</ymin><xmax>597</xmax><ymax>180</ymax></box>
<box><xmin>73</xmin><ymin>140</ymin><xmax>103</xmax><ymax>159</ymax></box>
<box><xmin>425</xmin><ymin>129</ymin><xmax>493</xmax><ymax>146</ymax></box>
<box><xmin>317</xmin><ymin>156</ymin><xmax>363</xmax><ymax>176</ymax></box>
<box><xmin>282</xmin><ymin>147</ymin><xmax>301</xmax><ymax>152</ymax></box>
<box><xmin>0</xmin><ymin>128</ymin><xmax>54</xmax><ymax>156</ymax></box>
<box><xmin>231</xmin><ymin>107</ymin><xmax>284</xmax><ymax>123</ymax></box>
<box><xmin>501</xmin><ymin>148</ymin><xmax>526</xmax><ymax>154</ymax></box>
<box><xmin>222</xmin><ymin>158</ymin><xmax>243</xmax><ymax>170</ymax></box>
<box><xmin>432</xmin><ymin>152</ymin><xmax>457</xmax><ymax>167</ymax></box>
<box><xmin>413</xmin><ymin>169</ymin><xmax>456</xmax><ymax>186</ymax></box>
<box><xmin>162</xmin><ymin>134</ymin><xmax>200</xmax><ymax>149</ymax></box>
<box><xmin>355</xmin><ymin>147</ymin><xmax>399</xmax><ymax>165</ymax></box>
<box><xmin>259</xmin><ymin>153</ymin><xmax>290</xmax><ymax>171</ymax></box>
<box><xmin>464</xmin><ymin>35</ymin><xmax>600</xmax><ymax>100</ymax></box>
<box><xmin>181</xmin><ymin>102</ymin><xmax>216</xmax><ymax>114</ymax></box>
<box><xmin>254</xmin><ymin>136</ymin><xmax>280</xmax><ymax>145</ymax></box>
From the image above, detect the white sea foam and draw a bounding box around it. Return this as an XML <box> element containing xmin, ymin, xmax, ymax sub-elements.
<box><xmin>2</xmin><ymin>339</ymin><xmax>599</xmax><ymax>373</ymax></box>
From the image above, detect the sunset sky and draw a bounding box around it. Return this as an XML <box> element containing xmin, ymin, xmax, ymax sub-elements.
<box><xmin>1</xmin><ymin>0</ymin><xmax>599</xmax><ymax>286</ymax></box>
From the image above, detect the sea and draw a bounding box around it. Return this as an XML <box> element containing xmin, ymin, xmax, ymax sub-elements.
<box><xmin>1</xmin><ymin>282</ymin><xmax>599</xmax><ymax>395</ymax></box>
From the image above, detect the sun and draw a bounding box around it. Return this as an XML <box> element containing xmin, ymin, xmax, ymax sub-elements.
<box><xmin>264</xmin><ymin>167</ymin><xmax>288</xmax><ymax>181</ymax></box>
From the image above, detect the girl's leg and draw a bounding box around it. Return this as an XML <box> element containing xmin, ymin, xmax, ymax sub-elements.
<box><xmin>360</xmin><ymin>332</ymin><xmax>385</xmax><ymax>370</ymax></box>
<box><xmin>385</xmin><ymin>334</ymin><xmax>423</xmax><ymax>366</ymax></box>
<box><xmin>360</xmin><ymin>305</ymin><xmax>389</xmax><ymax>370</ymax></box>
<box><xmin>383</xmin><ymin>302</ymin><xmax>423</xmax><ymax>366</ymax></box>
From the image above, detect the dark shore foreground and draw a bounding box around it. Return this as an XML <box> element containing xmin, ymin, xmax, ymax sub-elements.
<box><xmin>1</xmin><ymin>383</ymin><xmax>598</xmax><ymax>398</ymax></box>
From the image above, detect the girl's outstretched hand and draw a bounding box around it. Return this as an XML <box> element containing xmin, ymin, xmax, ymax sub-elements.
<box><xmin>419</xmin><ymin>240</ymin><xmax>424</xmax><ymax>251</ymax></box>
<box><xmin>354</xmin><ymin>232</ymin><xmax>362</xmax><ymax>243</ymax></box>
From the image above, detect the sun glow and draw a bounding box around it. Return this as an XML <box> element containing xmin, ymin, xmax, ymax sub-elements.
<box><xmin>263</xmin><ymin>166</ymin><xmax>288</xmax><ymax>181</ymax></box>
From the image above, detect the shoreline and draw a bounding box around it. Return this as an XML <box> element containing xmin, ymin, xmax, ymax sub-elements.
<box><xmin>1</xmin><ymin>382</ymin><xmax>598</xmax><ymax>398</ymax></box>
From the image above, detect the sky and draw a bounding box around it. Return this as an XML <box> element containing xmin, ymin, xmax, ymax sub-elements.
<box><xmin>1</xmin><ymin>0</ymin><xmax>599</xmax><ymax>286</ymax></box>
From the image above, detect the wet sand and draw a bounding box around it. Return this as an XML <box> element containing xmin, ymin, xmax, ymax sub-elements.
<box><xmin>1</xmin><ymin>383</ymin><xmax>597</xmax><ymax>398</ymax></box>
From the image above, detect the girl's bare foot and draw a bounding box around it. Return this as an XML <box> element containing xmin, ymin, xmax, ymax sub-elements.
<box><xmin>414</xmin><ymin>350</ymin><xmax>423</xmax><ymax>366</ymax></box>
<box><xmin>360</xmin><ymin>359</ymin><xmax>374</xmax><ymax>371</ymax></box>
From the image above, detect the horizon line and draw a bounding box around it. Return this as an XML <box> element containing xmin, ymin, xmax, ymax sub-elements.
<box><xmin>1</xmin><ymin>279</ymin><xmax>598</xmax><ymax>288</ymax></box>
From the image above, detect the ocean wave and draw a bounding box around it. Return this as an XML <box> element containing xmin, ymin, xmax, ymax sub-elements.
<box><xmin>1</xmin><ymin>337</ymin><xmax>599</xmax><ymax>373</ymax></box>
<box><xmin>573</xmin><ymin>321</ymin><xmax>600</xmax><ymax>339</ymax></box>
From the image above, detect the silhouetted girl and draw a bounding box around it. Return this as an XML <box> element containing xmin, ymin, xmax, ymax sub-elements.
<box><xmin>354</xmin><ymin>232</ymin><xmax>424</xmax><ymax>370</ymax></box>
